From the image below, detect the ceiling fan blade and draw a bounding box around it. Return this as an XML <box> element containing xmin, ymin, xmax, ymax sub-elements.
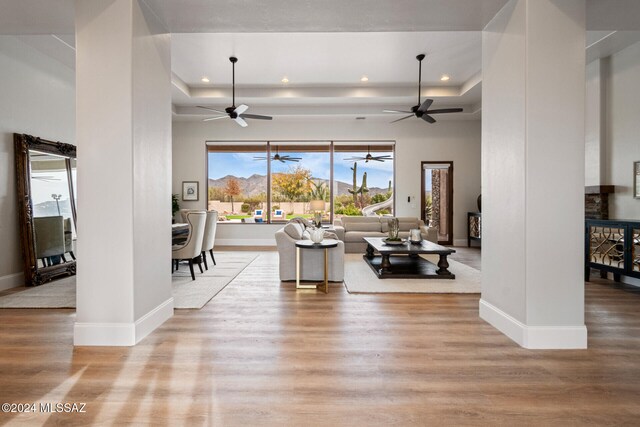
<box><xmin>422</xmin><ymin>114</ymin><xmax>436</xmax><ymax>123</ymax></box>
<box><xmin>234</xmin><ymin>117</ymin><xmax>248</xmax><ymax>127</ymax></box>
<box><xmin>426</xmin><ymin>108</ymin><xmax>464</xmax><ymax>114</ymax></box>
<box><xmin>197</xmin><ymin>106</ymin><xmax>227</xmax><ymax>114</ymax></box>
<box><xmin>253</xmin><ymin>156</ymin><xmax>268</xmax><ymax>160</ymax></box>
<box><xmin>370</xmin><ymin>158</ymin><xmax>385</xmax><ymax>162</ymax></box>
<box><xmin>234</xmin><ymin>104</ymin><xmax>249</xmax><ymax>115</ymax></box>
<box><xmin>241</xmin><ymin>113</ymin><xmax>273</xmax><ymax>120</ymax></box>
<box><xmin>282</xmin><ymin>157</ymin><xmax>302</xmax><ymax>160</ymax></box>
<box><xmin>418</xmin><ymin>99</ymin><xmax>434</xmax><ymax>113</ymax></box>
<box><xmin>391</xmin><ymin>114</ymin><xmax>414</xmax><ymax>123</ymax></box>
<box><xmin>203</xmin><ymin>116</ymin><xmax>227</xmax><ymax>122</ymax></box>
<box><xmin>383</xmin><ymin>109</ymin><xmax>413</xmax><ymax>114</ymax></box>
<box><xmin>343</xmin><ymin>157</ymin><xmax>365</xmax><ymax>161</ymax></box>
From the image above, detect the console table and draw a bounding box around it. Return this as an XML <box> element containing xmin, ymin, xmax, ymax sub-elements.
<box><xmin>585</xmin><ymin>219</ymin><xmax>640</xmax><ymax>282</ymax></box>
<box><xmin>467</xmin><ymin>212</ymin><xmax>481</xmax><ymax>247</ymax></box>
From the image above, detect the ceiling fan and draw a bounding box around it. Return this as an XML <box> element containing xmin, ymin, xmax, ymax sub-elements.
<box><xmin>384</xmin><ymin>54</ymin><xmax>463</xmax><ymax>124</ymax></box>
<box><xmin>197</xmin><ymin>56</ymin><xmax>273</xmax><ymax>127</ymax></box>
<box><xmin>253</xmin><ymin>146</ymin><xmax>302</xmax><ymax>163</ymax></box>
<box><xmin>344</xmin><ymin>146</ymin><xmax>393</xmax><ymax>163</ymax></box>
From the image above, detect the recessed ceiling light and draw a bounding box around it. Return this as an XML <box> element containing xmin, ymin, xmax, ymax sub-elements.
<box><xmin>440</xmin><ymin>74</ymin><xmax>450</xmax><ymax>82</ymax></box>
<box><xmin>281</xmin><ymin>76</ymin><xmax>289</xmax><ymax>83</ymax></box>
<box><xmin>360</xmin><ymin>75</ymin><xmax>369</xmax><ymax>82</ymax></box>
<box><xmin>201</xmin><ymin>76</ymin><xmax>210</xmax><ymax>83</ymax></box>
<box><xmin>356</xmin><ymin>117</ymin><xmax>366</xmax><ymax>120</ymax></box>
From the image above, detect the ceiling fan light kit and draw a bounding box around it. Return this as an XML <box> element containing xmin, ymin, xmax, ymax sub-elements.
<box><xmin>253</xmin><ymin>146</ymin><xmax>302</xmax><ymax>163</ymax></box>
<box><xmin>198</xmin><ymin>56</ymin><xmax>273</xmax><ymax>127</ymax></box>
<box><xmin>384</xmin><ymin>53</ymin><xmax>463</xmax><ymax>124</ymax></box>
<box><xmin>343</xmin><ymin>145</ymin><xmax>393</xmax><ymax>163</ymax></box>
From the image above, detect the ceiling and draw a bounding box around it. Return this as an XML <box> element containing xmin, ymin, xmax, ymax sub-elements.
<box><xmin>3</xmin><ymin>0</ymin><xmax>640</xmax><ymax>122</ymax></box>
<box><xmin>170</xmin><ymin>31</ymin><xmax>483</xmax><ymax>120</ymax></box>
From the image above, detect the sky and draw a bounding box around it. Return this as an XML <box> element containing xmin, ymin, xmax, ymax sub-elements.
<box><xmin>208</xmin><ymin>151</ymin><xmax>394</xmax><ymax>189</ymax></box>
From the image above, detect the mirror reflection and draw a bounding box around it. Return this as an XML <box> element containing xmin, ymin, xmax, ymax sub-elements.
<box><xmin>29</xmin><ymin>150</ymin><xmax>77</xmax><ymax>267</ymax></box>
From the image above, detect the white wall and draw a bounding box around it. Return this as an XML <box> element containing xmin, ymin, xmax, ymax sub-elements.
<box><xmin>0</xmin><ymin>36</ymin><xmax>75</xmax><ymax>291</ymax></box>
<box><xmin>605</xmin><ymin>41</ymin><xmax>640</xmax><ymax>219</ymax></box>
<box><xmin>172</xmin><ymin>118</ymin><xmax>481</xmax><ymax>246</ymax></box>
<box><xmin>585</xmin><ymin>58</ymin><xmax>607</xmax><ymax>187</ymax></box>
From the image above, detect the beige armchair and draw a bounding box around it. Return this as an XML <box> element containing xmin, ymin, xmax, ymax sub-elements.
<box><xmin>201</xmin><ymin>210</ymin><xmax>218</xmax><ymax>269</ymax></box>
<box><xmin>172</xmin><ymin>211</ymin><xmax>206</xmax><ymax>280</ymax></box>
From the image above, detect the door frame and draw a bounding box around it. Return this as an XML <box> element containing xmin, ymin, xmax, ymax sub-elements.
<box><xmin>420</xmin><ymin>161</ymin><xmax>454</xmax><ymax>245</ymax></box>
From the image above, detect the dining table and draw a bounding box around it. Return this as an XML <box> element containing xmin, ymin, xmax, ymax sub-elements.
<box><xmin>172</xmin><ymin>223</ymin><xmax>189</xmax><ymax>246</ymax></box>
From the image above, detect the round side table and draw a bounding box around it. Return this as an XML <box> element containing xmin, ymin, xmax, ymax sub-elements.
<box><xmin>295</xmin><ymin>239</ymin><xmax>339</xmax><ymax>294</ymax></box>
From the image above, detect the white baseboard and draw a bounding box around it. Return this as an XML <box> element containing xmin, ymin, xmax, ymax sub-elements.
<box><xmin>134</xmin><ymin>297</ymin><xmax>174</xmax><ymax>343</ymax></box>
<box><xmin>74</xmin><ymin>297</ymin><xmax>173</xmax><ymax>346</ymax></box>
<box><xmin>0</xmin><ymin>272</ymin><xmax>24</xmax><ymax>291</ymax></box>
<box><xmin>479</xmin><ymin>299</ymin><xmax>587</xmax><ymax>349</ymax></box>
<box><xmin>216</xmin><ymin>238</ymin><xmax>275</xmax><ymax>246</ymax></box>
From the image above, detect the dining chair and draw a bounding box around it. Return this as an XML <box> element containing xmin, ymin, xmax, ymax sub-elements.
<box><xmin>179</xmin><ymin>208</ymin><xmax>200</xmax><ymax>223</ymax></box>
<box><xmin>33</xmin><ymin>216</ymin><xmax>65</xmax><ymax>267</ymax></box>
<box><xmin>63</xmin><ymin>218</ymin><xmax>76</xmax><ymax>260</ymax></box>
<box><xmin>201</xmin><ymin>210</ymin><xmax>219</xmax><ymax>270</ymax></box>
<box><xmin>172</xmin><ymin>211</ymin><xmax>206</xmax><ymax>280</ymax></box>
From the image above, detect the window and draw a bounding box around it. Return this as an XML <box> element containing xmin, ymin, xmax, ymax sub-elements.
<box><xmin>333</xmin><ymin>144</ymin><xmax>394</xmax><ymax>219</ymax></box>
<box><xmin>207</xmin><ymin>143</ymin><xmax>268</xmax><ymax>223</ymax></box>
<box><xmin>270</xmin><ymin>142</ymin><xmax>331</xmax><ymax>223</ymax></box>
<box><xmin>207</xmin><ymin>141</ymin><xmax>394</xmax><ymax>223</ymax></box>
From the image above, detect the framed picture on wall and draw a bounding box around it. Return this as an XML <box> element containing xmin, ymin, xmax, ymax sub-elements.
<box><xmin>635</xmin><ymin>161</ymin><xmax>640</xmax><ymax>199</ymax></box>
<box><xmin>182</xmin><ymin>181</ymin><xmax>199</xmax><ymax>201</ymax></box>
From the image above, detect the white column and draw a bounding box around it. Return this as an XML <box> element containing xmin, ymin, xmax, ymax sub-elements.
<box><xmin>74</xmin><ymin>0</ymin><xmax>173</xmax><ymax>346</ymax></box>
<box><xmin>480</xmin><ymin>0</ymin><xmax>587</xmax><ymax>349</ymax></box>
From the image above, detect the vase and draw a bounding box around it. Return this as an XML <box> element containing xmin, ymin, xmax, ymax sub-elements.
<box><xmin>388</xmin><ymin>218</ymin><xmax>400</xmax><ymax>240</ymax></box>
<box><xmin>310</xmin><ymin>228</ymin><xmax>325</xmax><ymax>244</ymax></box>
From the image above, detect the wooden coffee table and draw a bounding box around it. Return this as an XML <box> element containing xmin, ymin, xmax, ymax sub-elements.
<box><xmin>363</xmin><ymin>237</ymin><xmax>456</xmax><ymax>279</ymax></box>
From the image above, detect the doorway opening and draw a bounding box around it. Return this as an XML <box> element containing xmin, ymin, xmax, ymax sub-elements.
<box><xmin>421</xmin><ymin>161</ymin><xmax>453</xmax><ymax>245</ymax></box>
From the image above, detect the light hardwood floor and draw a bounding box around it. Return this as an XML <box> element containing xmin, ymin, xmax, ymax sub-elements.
<box><xmin>1</xmin><ymin>249</ymin><xmax>639</xmax><ymax>426</ymax></box>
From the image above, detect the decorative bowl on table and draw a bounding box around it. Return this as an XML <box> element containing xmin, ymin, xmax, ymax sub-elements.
<box><xmin>310</xmin><ymin>228</ymin><xmax>325</xmax><ymax>244</ymax></box>
<box><xmin>382</xmin><ymin>238</ymin><xmax>407</xmax><ymax>246</ymax></box>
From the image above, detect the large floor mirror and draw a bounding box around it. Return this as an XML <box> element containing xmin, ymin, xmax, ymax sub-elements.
<box><xmin>15</xmin><ymin>134</ymin><xmax>77</xmax><ymax>286</ymax></box>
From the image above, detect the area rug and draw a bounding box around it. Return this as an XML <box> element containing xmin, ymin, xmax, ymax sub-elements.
<box><xmin>0</xmin><ymin>252</ymin><xmax>258</xmax><ymax>310</ymax></box>
<box><xmin>343</xmin><ymin>253</ymin><xmax>481</xmax><ymax>294</ymax></box>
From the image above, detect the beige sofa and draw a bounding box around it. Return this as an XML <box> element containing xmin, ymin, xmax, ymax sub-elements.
<box><xmin>275</xmin><ymin>222</ymin><xmax>345</xmax><ymax>282</ymax></box>
<box><xmin>333</xmin><ymin>216</ymin><xmax>437</xmax><ymax>253</ymax></box>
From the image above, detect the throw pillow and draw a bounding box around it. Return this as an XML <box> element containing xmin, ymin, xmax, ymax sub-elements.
<box><xmin>283</xmin><ymin>222</ymin><xmax>304</xmax><ymax>240</ymax></box>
